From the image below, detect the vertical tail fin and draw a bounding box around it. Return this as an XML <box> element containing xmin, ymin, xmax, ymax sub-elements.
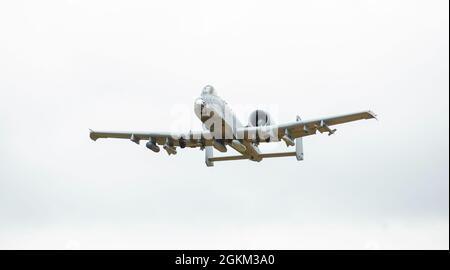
<box><xmin>296</xmin><ymin>115</ymin><xmax>304</xmax><ymax>161</ymax></box>
<box><xmin>205</xmin><ymin>146</ymin><xmax>214</xmax><ymax>167</ymax></box>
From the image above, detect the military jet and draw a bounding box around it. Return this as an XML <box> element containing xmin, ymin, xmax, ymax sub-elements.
<box><xmin>89</xmin><ymin>85</ymin><xmax>377</xmax><ymax>166</ymax></box>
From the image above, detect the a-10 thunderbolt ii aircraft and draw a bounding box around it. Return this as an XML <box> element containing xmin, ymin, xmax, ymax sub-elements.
<box><xmin>89</xmin><ymin>85</ymin><xmax>377</xmax><ymax>167</ymax></box>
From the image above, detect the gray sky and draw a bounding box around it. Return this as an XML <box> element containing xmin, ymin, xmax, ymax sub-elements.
<box><xmin>0</xmin><ymin>0</ymin><xmax>448</xmax><ymax>249</ymax></box>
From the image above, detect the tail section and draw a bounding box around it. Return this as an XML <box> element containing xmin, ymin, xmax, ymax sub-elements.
<box><xmin>295</xmin><ymin>115</ymin><xmax>304</xmax><ymax>161</ymax></box>
<box><xmin>205</xmin><ymin>146</ymin><xmax>214</xmax><ymax>167</ymax></box>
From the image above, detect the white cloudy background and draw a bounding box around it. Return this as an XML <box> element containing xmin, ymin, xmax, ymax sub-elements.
<box><xmin>0</xmin><ymin>0</ymin><xmax>448</xmax><ymax>249</ymax></box>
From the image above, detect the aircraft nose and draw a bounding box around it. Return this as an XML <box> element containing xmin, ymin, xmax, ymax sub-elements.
<box><xmin>194</xmin><ymin>98</ymin><xmax>205</xmax><ymax>118</ymax></box>
<box><xmin>194</xmin><ymin>97</ymin><xmax>205</xmax><ymax>108</ymax></box>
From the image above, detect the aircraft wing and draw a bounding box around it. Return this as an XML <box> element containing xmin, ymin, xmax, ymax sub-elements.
<box><xmin>236</xmin><ymin>110</ymin><xmax>377</xmax><ymax>142</ymax></box>
<box><xmin>89</xmin><ymin>129</ymin><xmax>215</xmax><ymax>148</ymax></box>
<box><xmin>90</xmin><ymin>110</ymin><xmax>376</xmax><ymax>147</ymax></box>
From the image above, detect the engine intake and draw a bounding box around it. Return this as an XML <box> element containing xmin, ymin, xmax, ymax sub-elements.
<box><xmin>248</xmin><ymin>110</ymin><xmax>272</xmax><ymax>127</ymax></box>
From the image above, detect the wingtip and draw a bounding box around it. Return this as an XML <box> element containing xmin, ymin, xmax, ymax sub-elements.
<box><xmin>89</xmin><ymin>129</ymin><xmax>97</xmax><ymax>141</ymax></box>
<box><xmin>367</xmin><ymin>110</ymin><xmax>378</xmax><ymax>120</ymax></box>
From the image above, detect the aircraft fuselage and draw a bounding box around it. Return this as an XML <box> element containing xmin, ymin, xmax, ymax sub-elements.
<box><xmin>194</xmin><ymin>86</ymin><xmax>262</xmax><ymax>161</ymax></box>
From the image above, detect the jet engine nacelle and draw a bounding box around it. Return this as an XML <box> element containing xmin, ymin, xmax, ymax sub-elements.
<box><xmin>248</xmin><ymin>110</ymin><xmax>273</xmax><ymax>127</ymax></box>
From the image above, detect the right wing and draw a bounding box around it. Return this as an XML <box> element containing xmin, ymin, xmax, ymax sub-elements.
<box><xmin>236</xmin><ymin>110</ymin><xmax>377</xmax><ymax>142</ymax></box>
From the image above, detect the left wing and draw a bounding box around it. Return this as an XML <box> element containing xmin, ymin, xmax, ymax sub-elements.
<box><xmin>235</xmin><ymin>110</ymin><xmax>377</xmax><ymax>142</ymax></box>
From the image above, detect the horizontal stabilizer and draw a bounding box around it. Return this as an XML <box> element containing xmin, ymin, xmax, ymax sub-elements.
<box><xmin>209</xmin><ymin>151</ymin><xmax>297</xmax><ymax>162</ymax></box>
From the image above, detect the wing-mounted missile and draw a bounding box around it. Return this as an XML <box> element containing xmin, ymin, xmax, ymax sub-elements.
<box><xmin>162</xmin><ymin>138</ymin><xmax>177</xmax><ymax>155</ymax></box>
<box><xmin>212</xmin><ymin>139</ymin><xmax>227</xmax><ymax>153</ymax></box>
<box><xmin>281</xmin><ymin>129</ymin><xmax>295</xmax><ymax>147</ymax></box>
<box><xmin>231</xmin><ymin>140</ymin><xmax>246</xmax><ymax>153</ymax></box>
<box><xmin>130</xmin><ymin>134</ymin><xmax>140</xmax><ymax>144</ymax></box>
<box><xmin>163</xmin><ymin>144</ymin><xmax>177</xmax><ymax>155</ymax></box>
<box><xmin>316</xmin><ymin>120</ymin><xmax>337</xmax><ymax>136</ymax></box>
<box><xmin>194</xmin><ymin>137</ymin><xmax>207</xmax><ymax>150</ymax></box>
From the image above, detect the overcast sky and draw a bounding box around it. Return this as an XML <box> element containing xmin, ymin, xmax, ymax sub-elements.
<box><xmin>0</xmin><ymin>0</ymin><xmax>448</xmax><ymax>249</ymax></box>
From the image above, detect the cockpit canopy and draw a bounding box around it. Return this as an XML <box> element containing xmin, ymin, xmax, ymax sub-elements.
<box><xmin>201</xmin><ymin>85</ymin><xmax>218</xmax><ymax>96</ymax></box>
